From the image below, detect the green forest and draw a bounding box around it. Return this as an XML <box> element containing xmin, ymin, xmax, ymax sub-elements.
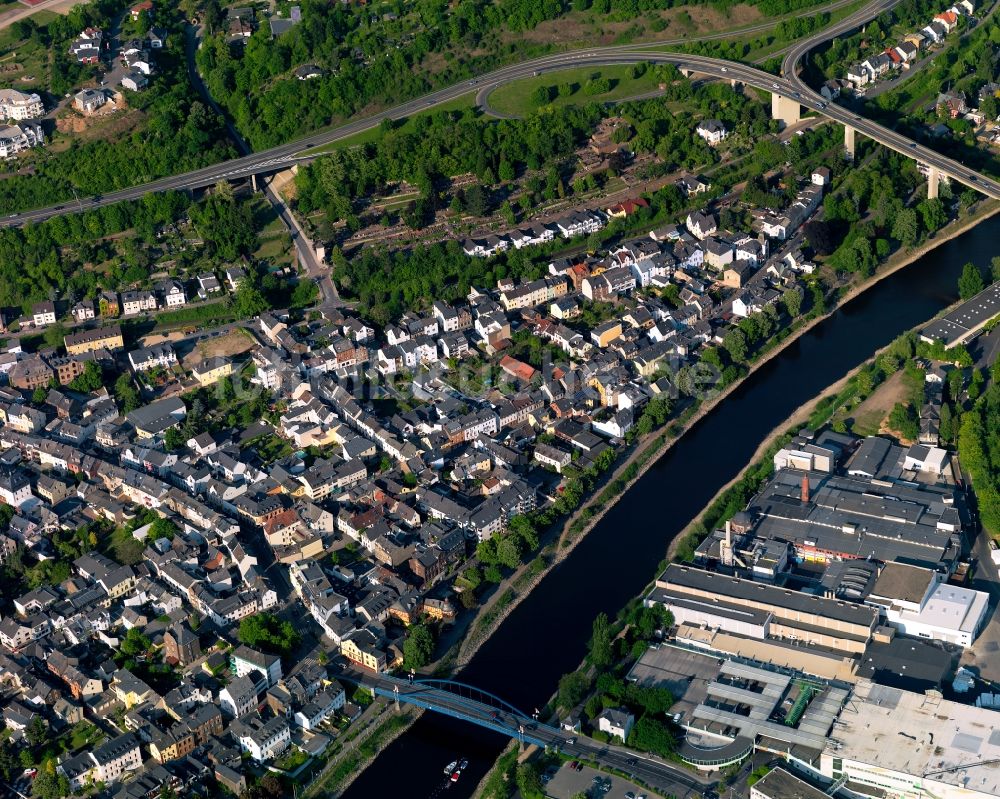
<box><xmin>196</xmin><ymin>0</ymin><xmax>833</xmax><ymax>149</ymax></box>
<box><xmin>296</xmin><ymin>76</ymin><xmax>771</xmax><ymax>230</ymax></box>
<box><xmin>1</xmin><ymin>2</ymin><xmax>235</xmax><ymax>213</ymax></box>
<box><xmin>959</xmin><ymin>374</ymin><xmax>1000</xmax><ymax>540</ymax></box>
<box><xmin>0</xmin><ymin>192</ymin><xmax>190</xmax><ymax>311</ymax></box>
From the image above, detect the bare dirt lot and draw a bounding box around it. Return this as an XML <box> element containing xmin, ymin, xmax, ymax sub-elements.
<box><xmin>847</xmin><ymin>370</ymin><xmax>910</xmax><ymax>437</ymax></box>
<box><xmin>190</xmin><ymin>329</ymin><xmax>255</xmax><ymax>365</ymax></box>
<box><xmin>515</xmin><ymin>3</ymin><xmax>762</xmax><ymax>48</ymax></box>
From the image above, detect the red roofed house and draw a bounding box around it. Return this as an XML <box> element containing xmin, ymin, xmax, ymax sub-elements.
<box><xmin>934</xmin><ymin>10</ymin><xmax>958</xmax><ymax>31</ymax></box>
<box><xmin>499</xmin><ymin>355</ymin><xmax>538</xmax><ymax>383</ymax></box>
<box><xmin>606</xmin><ymin>197</ymin><xmax>650</xmax><ymax>219</ymax></box>
<box><xmin>131</xmin><ymin>0</ymin><xmax>152</xmax><ymax>20</ymax></box>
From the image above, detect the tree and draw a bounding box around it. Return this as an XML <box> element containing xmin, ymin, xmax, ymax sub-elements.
<box><xmin>25</xmin><ymin>716</ymin><xmax>49</xmax><ymax>749</ymax></box>
<box><xmin>626</xmin><ymin>716</ymin><xmax>678</xmax><ymax>757</ymax></box>
<box><xmin>508</xmin><ymin>515</ymin><xmax>538</xmax><ymax>552</ymax></box>
<box><xmin>891</xmin><ymin>207</ymin><xmax>918</xmax><ymax>247</ymax></box>
<box><xmin>233</xmin><ymin>279</ymin><xmax>270</xmax><ymax>318</ymax></box>
<box><xmin>782</xmin><ymin>287</ymin><xmax>802</xmax><ymax>318</ymax></box>
<box><xmin>238</xmin><ymin>612</ymin><xmax>300</xmax><ymax>655</ymax></box>
<box><xmin>31</xmin><ymin>387</ymin><xmax>47</xmax><ymax>405</ymax></box>
<box><xmin>991</xmin><ymin>255</ymin><xmax>1000</xmax><ymax>283</ymax></box>
<box><xmin>119</xmin><ymin>627</ymin><xmax>152</xmax><ymax>658</ymax></box>
<box><xmin>803</xmin><ymin>219</ymin><xmax>839</xmax><ymax>254</ymax></box>
<box><xmin>958</xmin><ymin>262</ymin><xmax>985</xmax><ymax>300</ymax></box>
<box><xmin>530</xmin><ymin>85</ymin><xmax>551</xmax><ymax>106</ymax></box>
<box><xmin>589</xmin><ymin>612</ymin><xmax>614</xmax><ymax>669</ymax></box>
<box><xmin>515</xmin><ymin>762</ymin><xmax>544</xmax><ymax>798</ymax></box>
<box><xmin>42</xmin><ymin>322</ymin><xmax>66</xmax><ymax>350</ymax></box>
<box><xmin>402</xmin><ymin>624</ymin><xmax>435</xmax><ymax>670</ymax></box>
<box><xmin>32</xmin><ymin>759</ymin><xmax>69</xmax><ymax>799</ymax></box>
<box><xmin>0</xmin><ymin>740</ymin><xmax>18</xmax><ymax>783</ymax></box>
<box><xmin>114</xmin><ymin>373</ymin><xmax>141</xmax><ymax>412</ymax></box>
<box><xmin>68</xmin><ymin>361</ymin><xmax>103</xmax><ymax>393</ymax></box>
<box><xmin>496</xmin><ymin>534</ymin><xmax>524</xmax><ymax>569</ymax></box>
<box><xmin>917</xmin><ymin>197</ymin><xmax>947</xmax><ymax>233</ymax></box>
<box><xmin>557</xmin><ymin>670</ymin><xmax>589</xmax><ymax>709</ymax></box>
<box><xmin>723</xmin><ymin>327</ymin><xmax>749</xmax><ymax>363</ymax></box>
<box><xmin>164</xmin><ymin>427</ymin><xmax>186</xmax><ymax>451</ymax></box>
<box><xmin>855</xmin><ymin>367</ymin><xmax>875</xmax><ymax>397</ymax></box>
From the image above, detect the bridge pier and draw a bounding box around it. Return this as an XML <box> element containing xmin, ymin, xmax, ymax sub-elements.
<box><xmin>771</xmin><ymin>93</ymin><xmax>800</xmax><ymax>127</ymax></box>
<box><xmin>927</xmin><ymin>166</ymin><xmax>940</xmax><ymax>200</ymax></box>
<box><xmin>251</xmin><ymin>173</ymin><xmax>259</xmax><ymax>192</ymax></box>
<box><xmin>679</xmin><ymin>67</ymin><xmax>691</xmax><ymax>78</ymax></box>
<box><xmin>844</xmin><ymin>124</ymin><xmax>856</xmax><ymax>159</ymax></box>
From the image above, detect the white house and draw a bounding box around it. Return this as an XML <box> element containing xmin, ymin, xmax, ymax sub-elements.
<box><xmin>695</xmin><ymin>119</ymin><xmax>727</xmax><ymax>145</ymax></box>
<box><xmin>597</xmin><ymin>708</ymin><xmax>635</xmax><ymax>742</ymax></box>
<box><xmin>685</xmin><ymin>210</ymin><xmax>717</xmax><ymax>240</ymax></box>
<box><xmin>293</xmin><ymin>685</ymin><xmax>345</xmax><ymax>730</ymax></box>
<box><xmin>0</xmin><ymin>89</ymin><xmax>43</xmax><ymax>120</ymax></box>
<box><xmin>231</xmin><ymin>714</ymin><xmax>290</xmax><ymax>763</ymax></box>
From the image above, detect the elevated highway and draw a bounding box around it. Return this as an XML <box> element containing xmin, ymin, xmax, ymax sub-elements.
<box><xmin>3</xmin><ymin>0</ymin><xmax>995</xmax><ymax>228</ymax></box>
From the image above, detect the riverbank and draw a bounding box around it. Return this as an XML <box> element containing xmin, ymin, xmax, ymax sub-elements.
<box><xmin>449</xmin><ymin>198</ymin><xmax>1000</xmax><ymax>669</ymax></box>
<box><xmin>338</xmin><ymin>199</ymin><xmax>1000</xmax><ymax>795</ymax></box>
<box><xmin>302</xmin><ymin>702</ymin><xmax>423</xmax><ymax>799</ymax></box>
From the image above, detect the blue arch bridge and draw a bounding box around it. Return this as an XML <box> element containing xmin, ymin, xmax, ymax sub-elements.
<box><xmin>339</xmin><ymin>670</ymin><xmax>714</xmax><ymax>799</ymax></box>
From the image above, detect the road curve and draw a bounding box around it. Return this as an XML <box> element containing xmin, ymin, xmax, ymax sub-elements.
<box><xmin>2</xmin><ymin>0</ymin><xmax>996</xmax><ymax>229</ymax></box>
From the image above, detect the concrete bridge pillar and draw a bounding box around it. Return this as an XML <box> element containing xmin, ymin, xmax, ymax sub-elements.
<box><xmin>771</xmin><ymin>93</ymin><xmax>800</xmax><ymax>127</ymax></box>
<box><xmin>730</xmin><ymin>78</ymin><xmax>740</xmax><ymax>90</ymax></box>
<box><xmin>844</xmin><ymin>125</ymin><xmax>856</xmax><ymax>159</ymax></box>
<box><xmin>679</xmin><ymin>68</ymin><xmax>691</xmax><ymax>78</ymax></box>
<box><xmin>251</xmin><ymin>173</ymin><xmax>259</xmax><ymax>192</ymax></box>
<box><xmin>927</xmin><ymin>166</ymin><xmax>940</xmax><ymax>200</ymax></box>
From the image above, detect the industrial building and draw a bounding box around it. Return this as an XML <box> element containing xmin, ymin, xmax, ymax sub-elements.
<box><xmin>821</xmin><ymin>680</ymin><xmax>1000</xmax><ymax>799</ymax></box>
<box><xmin>648</xmin><ymin>563</ymin><xmax>880</xmax><ymax>653</ymax></box>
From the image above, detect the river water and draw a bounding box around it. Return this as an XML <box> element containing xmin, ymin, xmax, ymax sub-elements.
<box><xmin>341</xmin><ymin>213</ymin><xmax>998</xmax><ymax>799</ymax></box>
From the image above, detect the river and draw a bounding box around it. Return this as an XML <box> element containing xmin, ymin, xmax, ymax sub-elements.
<box><xmin>341</xmin><ymin>214</ymin><xmax>998</xmax><ymax>799</ymax></box>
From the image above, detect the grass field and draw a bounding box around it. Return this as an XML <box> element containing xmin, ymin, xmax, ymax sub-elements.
<box><xmin>298</xmin><ymin>91</ymin><xmax>477</xmax><ymax>156</ymax></box>
<box><xmin>486</xmin><ymin>64</ymin><xmax>662</xmax><ymax>117</ymax></box>
<box><xmin>0</xmin><ymin>21</ymin><xmax>50</xmax><ymax>90</ymax></box>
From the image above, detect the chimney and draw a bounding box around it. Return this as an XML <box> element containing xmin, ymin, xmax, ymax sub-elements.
<box><xmin>721</xmin><ymin>520</ymin><xmax>733</xmax><ymax>567</ymax></box>
<box><xmin>801</xmin><ymin>473</ymin><xmax>810</xmax><ymax>505</ymax></box>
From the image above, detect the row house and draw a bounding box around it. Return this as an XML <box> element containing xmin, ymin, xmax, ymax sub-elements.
<box><xmin>555</xmin><ymin>209</ymin><xmax>605</xmax><ymax>238</ymax></box>
<box><xmin>121</xmin><ymin>290</ymin><xmax>159</xmax><ymax>316</ymax></box>
<box><xmin>499</xmin><ymin>277</ymin><xmax>568</xmax><ymax>311</ymax></box>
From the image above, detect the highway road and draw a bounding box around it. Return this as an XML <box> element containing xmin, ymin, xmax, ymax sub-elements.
<box><xmin>3</xmin><ymin>0</ymin><xmax>998</xmax><ymax>229</ymax></box>
<box><xmin>344</xmin><ymin>669</ymin><xmax>712</xmax><ymax>799</ymax></box>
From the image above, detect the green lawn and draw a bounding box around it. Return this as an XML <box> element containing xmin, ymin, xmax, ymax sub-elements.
<box><xmin>298</xmin><ymin>92</ymin><xmax>477</xmax><ymax>156</ymax></box>
<box><xmin>0</xmin><ymin>21</ymin><xmax>51</xmax><ymax>90</ymax></box>
<box><xmin>486</xmin><ymin>65</ymin><xmax>662</xmax><ymax>117</ymax></box>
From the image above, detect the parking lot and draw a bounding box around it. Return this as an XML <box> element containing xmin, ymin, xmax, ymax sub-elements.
<box><xmin>545</xmin><ymin>762</ymin><xmax>652</xmax><ymax>799</ymax></box>
<box><xmin>626</xmin><ymin>644</ymin><xmax>722</xmax><ymax>724</ymax></box>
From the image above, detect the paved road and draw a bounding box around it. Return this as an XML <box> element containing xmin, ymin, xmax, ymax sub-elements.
<box><xmin>4</xmin><ymin>0</ymin><xmax>995</xmax><ymax>228</ymax></box>
<box><xmin>183</xmin><ymin>23</ymin><xmax>339</xmax><ymax>305</ymax></box>
<box><xmin>0</xmin><ymin>0</ymin><xmax>80</xmax><ymax>32</ymax></box>
<box><xmin>344</xmin><ymin>670</ymin><xmax>711</xmax><ymax>799</ymax></box>
<box><xmin>778</xmin><ymin>0</ymin><xmax>1000</xmax><ymax>198</ymax></box>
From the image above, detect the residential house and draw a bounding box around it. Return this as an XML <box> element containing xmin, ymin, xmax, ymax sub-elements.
<box><xmin>695</xmin><ymin>119</ymin><xmax>727</xmax><ymax>145</ymax></box>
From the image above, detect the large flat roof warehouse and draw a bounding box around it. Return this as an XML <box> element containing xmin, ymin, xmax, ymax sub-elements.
<box><xmin>920</xmin><ymin>281</ymin><xmax>1000</xmax><ymax>347</ymax></box>
<box><xmin>749</xmin><ymin>468</ymin><xmax>963</xmax><ymax>568</ymax></box>
<box><xmin>822</xmin><ymin>680</ymin><xmax>1000</xmax><ymax>799</ymax></box>
<box><xmin>751</xmin><ymin>767</ymin><xmax>830</xmax><ymax>799</ymax></box>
